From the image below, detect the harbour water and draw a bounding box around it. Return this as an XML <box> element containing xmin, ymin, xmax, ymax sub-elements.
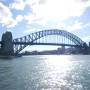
<box><xmin>0</xmin><ymin>55</ymin><xmax>90</xmax><ymax>90</ymax></box>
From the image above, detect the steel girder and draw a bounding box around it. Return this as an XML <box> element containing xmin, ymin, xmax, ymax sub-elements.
<box><xmin>13</xmin><ymin>29</ymin><xmax>84</xmax><ymax>54</ymax></box>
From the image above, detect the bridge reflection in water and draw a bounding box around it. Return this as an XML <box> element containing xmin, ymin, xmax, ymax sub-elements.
<box><xmin>0</xmin><ymin>29</ymin><xmax>90</xmax><ymax>56</ymax></box>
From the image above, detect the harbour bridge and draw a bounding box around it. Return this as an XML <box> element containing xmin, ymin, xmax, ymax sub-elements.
<box><xmin>0</xmin><ymin>29</ymin><xmax>89</xmax><ymax>55</ymax></box>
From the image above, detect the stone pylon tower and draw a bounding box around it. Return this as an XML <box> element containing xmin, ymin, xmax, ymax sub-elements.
<box><xmin>1</xmin><ymin>31</ymin><xmax>14</xmax><ymax>55</ymax></box>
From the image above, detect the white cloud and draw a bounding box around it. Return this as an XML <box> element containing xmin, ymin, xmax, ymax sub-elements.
<box><xmin>23</xmin><ymin>28</ymin><xmax>41</xmax><ymax>34</ymax></box>
<box><xmin>67</xmin><ymin>22</ymin><xmax>83</xmax><ymax>31</ymax></box>
<box><xmin>24</xmin><ymin>13</ymin><xmax>48</xmax><ymax>27</ymax></box>
<box><xmin>35</xmin><ymin>19</ymin><xmax>48</xmax><ymax>26</ymax></box>
<box><xmin>1</xmin><ymin>0</ymin><xmax>90</xmax><ymax>30</ymax></box>
<box><xmin>23</xmin><ymin>29</ymin><xmax>35</xmax><ymax>33</ymax></box>
<box><xmin>24</xmin><ymin>0</ymin><xmax>90</xmax><ymax>26</ymax></box>
<box><xmin>84</xmin><ymin>22</ymin><xmax>90</xmax><ymax>27</ymax></box>
<box><xmin>82</xmin><ymin>36</ymin><xmax>90</xmax><ymax>42</ymax></box>
<box><xmin>24</xmin><ymin>13</ymin><xmax>39</xmax><ymax>23</ymax></box>
<box><xmin>55</xmin><ymin>23</ymin><xmax>66</xmax><ymax>30</ymax></box>
<box><xmin>0</xmin><ymin>2</ymin><xmax>17</xmax><ymax>28</ymax></box>
<box><xmin>24</xmin><ymin>14</ymin><xmax>48</xmax><ymax>26</ymax></box>
<box><xmin>55</xmin><ymin>21</ymin><xmax>90</xmax><ymax>31</ymax></box>
<box><xmin>10</xmin><ymin>0</ymin><xmax>25</xmax><ymax>10</ymax></box>
<box><xmin>16</xmin><ymin>15</ymin><xmax>24</xmax><ymax>22</ymax></box>
<box><xmin>4</xmin><ymin>18</ymin><xmax>17</xmax><ymax>28</ymax></box>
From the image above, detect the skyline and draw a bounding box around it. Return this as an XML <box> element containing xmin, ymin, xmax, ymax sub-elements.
<box><xmin>0</xmin><ymin>0</ymin><xmax>90</xmax><ymax>51</ymax></box>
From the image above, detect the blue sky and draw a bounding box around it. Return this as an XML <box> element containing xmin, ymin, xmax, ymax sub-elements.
<box><xmin>0</xmin><ymin>0</ymin><xmax>90</xmax><ymax>51</ymax></box>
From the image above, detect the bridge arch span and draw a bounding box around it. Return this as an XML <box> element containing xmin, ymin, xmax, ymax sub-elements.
<box><xmin>13</xmin><ymin>29</ymin><xmax>84</xmax><ymax>54</ymax></box>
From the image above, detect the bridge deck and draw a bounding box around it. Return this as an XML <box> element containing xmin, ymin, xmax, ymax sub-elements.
<box><xmin>13</xmin><ymin>42</ymin><xmax>82</xmax><ymax>47</ymax></box>
<box><xmin>0</xmin><ymin>41</ymin><xmax>82</xmax><ymax>47</ymax></box>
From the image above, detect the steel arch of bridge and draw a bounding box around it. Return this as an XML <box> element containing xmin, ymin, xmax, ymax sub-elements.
<box><xmin>13</xmin><ymin>29</ymin><xmax>84</xmax><ymax>54</ymax></box>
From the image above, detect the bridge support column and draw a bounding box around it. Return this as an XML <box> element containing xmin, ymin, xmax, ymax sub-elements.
<box><xmin>88</xmin><ymin>42</ymin><xmax>90</xmax><ymax>54</ymax></box>
<box><xmin>0</xmin><ymin>31</ymin><xmax>14</xmax><ymax>56</ymax></box>
<box><xmin>81</xmin><ymin>43</ymin><xmax>89</xmax><ymax>54</ymax></box>
<box><xmin>89</xmin><ymin>42</ymin><xmax>90</xmax><ymax>47</ymax></box>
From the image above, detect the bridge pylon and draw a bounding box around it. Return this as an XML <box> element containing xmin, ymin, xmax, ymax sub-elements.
<box><xmin>0</xmin><ymin>31</ymin><xmax>14</xmax><ymax>56</ymax></box>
